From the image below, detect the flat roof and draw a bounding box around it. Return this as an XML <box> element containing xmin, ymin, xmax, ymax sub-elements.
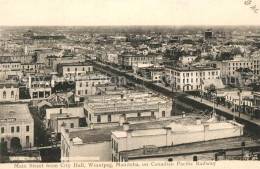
<box><xmin>68</xmin><ymin>119</ymin><xmax>173</xmax><ymax>144</ymax></box>
<box><xmin>120</xmin><ymin>137</ymin><xmax>260</xmax><ymax>160</ymax></box>
<box><xmin>165</xmin><ymin>66</ymin><xmax>219</xmax><ymax>71</ymax></box>
<box><xmin>0</xmin><ymin>104</ymin><xmax>33</xmax><ymax>122</ymax></box>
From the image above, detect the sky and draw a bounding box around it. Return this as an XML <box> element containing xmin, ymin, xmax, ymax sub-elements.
<box><xmin>1</xmin><ymin>0</ymin><xmax>260</xmax><ymax>26</ymax></box>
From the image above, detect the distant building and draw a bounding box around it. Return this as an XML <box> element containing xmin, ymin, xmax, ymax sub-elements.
<box><xmin>165</xmin><ymin>66</ymin><xmax>220</xmax><ymax>91</ymax></box>
<box><xmin>0</xmin><ymin>80</ymin><xmax>19</xmax><ymax>102</ymax></box>
<box><xmin>0</xmin><ymin>61</ymin><xmax>21</xmax><ymax>72</ymax></box>
<box><xmin>57</xmin><ymin>63</ymin><xmax>93</xmax><ymax>77</ymax></box>
<box><xmin>205</xmin><ymin>29</ymin><xmax>213</xmax><ymax>39</ymax></box>
<box><xmin>75</xmin><ymin>74</ymin><xmax>110</xmax><ymax>97</ymax></box>
<box><xmin>0</xmin><ymin>104</ymin><xmax>34</xmax><ymax>150</ymax></box>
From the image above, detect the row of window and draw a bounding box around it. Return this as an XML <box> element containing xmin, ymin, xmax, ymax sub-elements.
<box><xmin>95</xmin><ymin>111</ymin><xmax>163</xmax><ymax>123</ymax></box>
<box><xmin>66</xmin><ymin>67</ymin><xmax>92</xmax><ymax>72</ymax></box>
<box><xmin>0</xmin><ymin>64</ymin><xmax>20</xmax><ymax>68</ymax></box>
<box><xmin>78</xmin><ymin>82</ymin><xmax>97</xmax><ymax>87</ymax></box>
<box><xmin>2</xmin><ymin>91</ymin><xmax>15</xmax><ymax>99</ymax></box>
<box><xmin>171</xmin><ymin>71</ymin><xmax>219</xmax><ymax>77</ymax></box>
<box><xmin>1</xmin><ymin>126</ymin><xmax>30</xmax><ymax>133</ymax></box>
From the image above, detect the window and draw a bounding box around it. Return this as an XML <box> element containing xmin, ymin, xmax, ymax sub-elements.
<box><xmin>79</xmin><ymin>83</ymin><xmax>82</xmax><ymax>87</ymax></box>
<box><xmin>97</xmin><ymin>115</ymin><xmax>101</xmax><ymax>122</ymax></box>
<box><xmin>11</xmin><ymin>91</ymin><xmax>14</xmax><ymax>98</ymax></box>
<box><xmin>26</xmin><ymin>125</ymin><xmax>29</xmax><ymax>132</ymax></box>
<box><xmin>162</xmin><ymin>111</ymin><xmax>165</xmax><ymax>117</ymax></box>
<box><xmin>70</xmin><ymin>123</ymin><xmax>74</xmax><ymax>128</ymax></box>
<box><xmin>16</xmin><ymin>126</ymin><xmax>20</xmax><ymax>132</ymax></box>
<box><xmin>111</xmin><ymin>138</ymin><xmax>114</xmax><ymax>149</ymax></box>
<box><xmin>26</xmin><ymin>136</ymin><xmax>29</xmax><ymax>147</ymax></box>
<box><xmin>137</xmin><ymin>112</ymin><xmax>141</xmax><ymax>117</ymax></box>
<box><xmin>92</xmin><ymin>82</ymin><xmax>95</xmax><ymax>87</ymax></box>
<box><xmin>75</xmin><ymin>68</ymin><xmax>77</xmax><ymax>71</ymax></box>
<box><xmin>3</xmin><ymin>91</ymin><xmax>6</xmax><ymax>99</ymax></box>
<box><xmin>151</xmin><ymin>112</ymin><xmax>154</xmax><ymax>116</ymax></box>
<box><xmin>108</xmin><ymin>115</ymin><xmax>111</xmax><ymax>122</ymax></box>
<box><xmin>1</xmin><ymin>138</ymin><xmax>4</xmax><ymax>143</ymax></box>
<box><xmin>78</xmin><ymin>90</ymin><xmax>81</xmax><ymax>95</ymax></box>
<box><xmin>86</xmin><ymin>82</ymin><xmax>88</xmax><ymax>87</ymax></box>
<box><xmin>67</xmin><ymin>68</ymin><xmax>70</xmax><ymax>72</ymax></box>
<box><xmin>1</xmin><ymin>127</ymin><xmax>4</xmax><ymax>133</ymax></box>
<box><xmin>11</xmin><ymin>127</ymin><xmax>14</xmax><ymax>133</ymax></box>
<box><xmin>89</xmin><ymin>114</ymin><xmax>91</xmax><ymax>121</ymax></box>
<box><xmin>82</xmin><ymin>67</ymin><xmax>85</xmax><ymax>71</ymax></box>
<box><xmin>85</xmin><ymin>90</ymin><xmax>88</xmax><ymax>95</ymax></box>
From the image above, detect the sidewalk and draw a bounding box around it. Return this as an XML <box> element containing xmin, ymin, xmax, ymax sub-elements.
<box><xmin>186</xmin><ymin>95</ymin><xmax>260</xmax><ymax>126</ymax></box>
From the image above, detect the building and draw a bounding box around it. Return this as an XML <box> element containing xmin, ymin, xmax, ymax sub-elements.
<box><xmin>57</xmin><ymin>63</ymin><xmax>93</xmax><ymax>77</ymax></box>
<box><xmin>0</xmin><ymin>80</ymin><xmax>19</xmax><ymax>102</ymax></box>
<box><xmin>60</xmin><ymin>118</ymin><xmax>174</xmax><ymax>162</ymax></box>
<box><xmin>118</xmin><ymin>53</ymin><xmax>163</xmax><ymax>69</ymax></box>
<box><xmin>84</xmin><ymin>92</ymin><xmax>172</xmax><ymax>125</ymax></box>
<box><xmin>0</xmin><ymin>61</ymin><xmax>21</xmax><ymax>72</ymax></box>
<box><xmin>205</xmin><ymin>29</ymin><xmax>213</xmax><ymax>39</ymax></box>
<box><xmin>45</xmin><ymin>107</ymin><xmax>86</xmax><ymax>131</ymax></box>
<box><xmin>165</xmin><ymin>65</ymin><xmax>220</xmax><ymax>91</ymax></box>
<box><xmin>216</xmin><ymin>55</ymin><xmax>254</xmax><ymax>76</ymax></box>
<box><xmin>28</xmin><ymin>74</ymin><xmax>52</xmax><ymax>99</ymax></box>
<box><xmin>111</xmin><ymin>116</ymin><xmax>244</xmax><ymax>162</ymax></box>
<box><xmin>119</xmin><ymin>137</ymin><xmax>260</xmax><ymax>161</ymax></box>
<box><xmin>0</xmin><ymin>104</ymin><xmax>34</xmax><ymax>150</ymax></box>
<box><xmin>75</xmin><ymin>74</ymin><xmax>110</xmax><ymax>97</ymax></box>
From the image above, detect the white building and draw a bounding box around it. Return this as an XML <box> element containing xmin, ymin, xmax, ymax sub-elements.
<box><xmin>0</xmin><ymin>104</ymin><xmax>34</xmax><ymax>150</ymax></box>
<box><xmin>84</xmin><ymin>92</ymin><xmax>172</xmax><ymax>125</ymax></box>
<box><xmin>57</xmin><ymin>63</ymin><xmax>93</xmax><ymax>77</ymax></box>
<box><xmin>75</xmin><ymin>74</ymin><xmax>110</xmax><ymax>97</ymax></box>
<box><xmin>165</xmin><ymin>66</ymin><xmax>220</xmax><ymax>91</ymax></box>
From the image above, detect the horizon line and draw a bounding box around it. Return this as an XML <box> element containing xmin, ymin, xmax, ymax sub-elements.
<box><xmin>1</xmin><ymin>24</ymin><xmax>260</xmax><ymax>27</ymax></box>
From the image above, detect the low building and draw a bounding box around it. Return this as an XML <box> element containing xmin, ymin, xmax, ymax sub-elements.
<box><xmin>112</xmin><ymin>116</ymin><xmax>244</xmax><ymax>162</ymax></box>
<box><xmin>0</xmin><ymin>104</ymin><xmax>34</xmax><ymax>150</ymax></box>
<box><xmin>60</xmin><ymin>118</ymin><xmax>173</xmax><ymax>162</ymax></box>
<box><xmin>0</xmin><ymin>80</ymin><xmax>19</xmax><ymax>102</ymax></box>
<box><xmin>57</xmin><ymin>62</ymin><xmax>93</xmax><ymax>77</ymax></box>
<box><xmin>84</xmin><ymin>92</ymin><xmax>172</xmax><ymax>125</ymax></box>
<box><xmin>0</xmin><ymin>61</ymin><xmax>21</xmax><ymax>72</ymax></box>
<box><xmin>119</xmin><ymin>137</ymin><xmax>260</xmax><ymax>161</ymax></box>
<box><xmin>28</xmin><ymin>74</ymin><xmax>52</xmax><ymax>99</ymax></box>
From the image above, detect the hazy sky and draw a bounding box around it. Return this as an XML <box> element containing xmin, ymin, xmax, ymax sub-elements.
<box><xmin>1</xmin><ymin>0</ymin><xmax>260</xmax><ymax>26</ymax></box>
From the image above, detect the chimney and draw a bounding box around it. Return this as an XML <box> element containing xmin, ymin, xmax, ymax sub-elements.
<box><xmin>195</xmin><ymin>118</ymin><xmax>201</xmax><ymax>125</ymax></box>
<box><xmin>182</xmin><ymin>111</ymin><xmax>186</xmax><ymax>118</ymax></box>
<box><xmin>90</xmin><ymin>123</ymin><xmax>94</xmax><ymax>130</ymax></box>
<box><xmin>123</xmin><ymin>122</ymin><xmax>129</xmax><ymax>131</ymax></box>
<box><xmin>164</xmin><ymin>127</ymin><xmax>172</xmax><ymax>146</ymax></box>
<box><xmin>126</xmin><ymin>130</ymin><xmax>133</xmax><ymax>151</ymax></box>
<box><xmin>119</xmin><ymin>115</ymin><xmax>125</xmax><ymax>126</ymax></box>
<box><xmin>204</xmin><ymin>124</ymin><xmax>209</xmax><ymax>141</ymax></box>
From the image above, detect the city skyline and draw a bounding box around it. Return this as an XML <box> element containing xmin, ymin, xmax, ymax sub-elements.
<box><xmin>1</xmin><ymin>0</ymin><xmax>260</xmax><ymax>26</ymax></box>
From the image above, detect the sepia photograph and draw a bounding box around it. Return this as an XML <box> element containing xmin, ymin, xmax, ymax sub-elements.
<box><xmin>0</xmin><ymin>0</ymin><xmax>260</xmax><ymax>168</ymax></box>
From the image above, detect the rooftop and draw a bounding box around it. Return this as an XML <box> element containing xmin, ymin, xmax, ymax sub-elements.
<box><xmin>0</xmin><ymin>104</ymin><xmax>33</xmax><ymax>122</ymax></box>
<box><xmin>67</xmin><ymin>119</ymin><xmax>173</xmax><ymax>144</ymax></box>
<box><xmin>120</xmin><ymin>137</ymin><xmax>260</xmax><ymax>160</ymax></box>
